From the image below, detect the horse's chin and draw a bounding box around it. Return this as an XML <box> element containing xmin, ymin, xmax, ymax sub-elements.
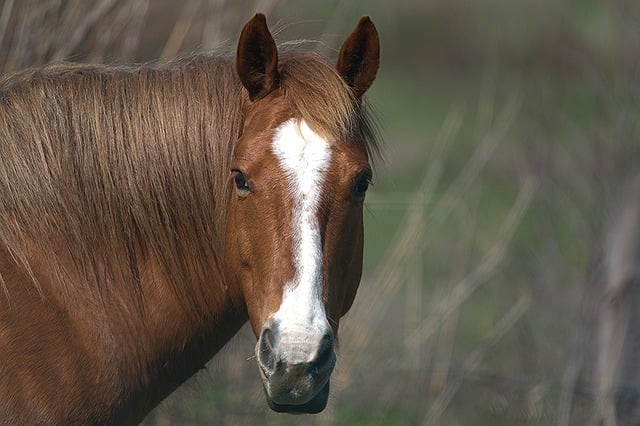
<box><xmin>264</xmin><ymin>381</ymin><xmax>330</xmax><ymax>414</ymax></box>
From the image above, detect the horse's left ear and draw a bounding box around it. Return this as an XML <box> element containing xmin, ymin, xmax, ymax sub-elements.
<box><xmin>237</xmin><ymin>14</ymin><xmax>280</xmax><ymax>101</ymax></box>
<box><xmin>337</xmin><ymin>16</ymin><xmax>380</xmax><ymax>98</ymax></box>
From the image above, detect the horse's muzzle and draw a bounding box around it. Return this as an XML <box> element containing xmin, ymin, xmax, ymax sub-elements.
<box><xmin>256</xmin><ymin>320</ymin><xmax>336</xmax><ymax>413</ymax></box>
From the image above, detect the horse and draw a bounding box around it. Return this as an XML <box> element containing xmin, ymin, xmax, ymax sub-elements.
<box><xmin>0</xmin><ymin>13</ymin><xmax>380</xmax><ymax>424</ymax></box>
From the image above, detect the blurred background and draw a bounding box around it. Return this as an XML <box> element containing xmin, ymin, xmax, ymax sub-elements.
<box><xmin>2</xmin><ymin>0</ymin><xmax>640</xmax><ymax>424</ymax></box>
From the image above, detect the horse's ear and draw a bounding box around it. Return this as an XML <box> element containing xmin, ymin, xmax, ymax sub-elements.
<box><xmin>237</xmin><ymin>14</ymin><xmax>280</xmax><ymax>101</ymax></box>
<box><xmin>337</xmin><ymin>16</ymin><xmax>380</xmax><ymax>98</ymax></box>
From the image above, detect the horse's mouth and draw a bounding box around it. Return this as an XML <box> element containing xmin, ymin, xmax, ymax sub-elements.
<box><xmin>264</xmin><ymin>380</ymin><xmax>330</xmax><ymax>414</ymax></box>
<box><xmin>257</xmin><ymin>350</ymin><xmax>334</xmax><ymax>414</ymax></box>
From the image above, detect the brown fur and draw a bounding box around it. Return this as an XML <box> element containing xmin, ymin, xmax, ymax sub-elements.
<box><xmin>0</xmin><ymin>25</ymin><xmax>379</xmax><ymax>423</ymax></box>
<box><xmin>0</xmin><ymin>51</ymin><xmax>378</xmax><ymax>310</ymax></box>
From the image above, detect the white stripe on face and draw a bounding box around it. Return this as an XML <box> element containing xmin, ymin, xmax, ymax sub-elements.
<box><xmin>271</xmin><ymin>119</ymin><xmax>331</xmax><ymax>342</ymax></box>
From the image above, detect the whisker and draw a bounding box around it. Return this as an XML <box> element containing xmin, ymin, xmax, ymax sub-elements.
<box><xmin>327</xmin><ymin>315</ymin><xmax>338</xmax><ymax>327</ymax></box>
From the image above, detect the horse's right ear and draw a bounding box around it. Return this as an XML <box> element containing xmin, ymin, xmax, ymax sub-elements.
<box><xmin>237</xmin><ymin>14</ymin><xmax>280</xmax><ymax>102</ymax></box>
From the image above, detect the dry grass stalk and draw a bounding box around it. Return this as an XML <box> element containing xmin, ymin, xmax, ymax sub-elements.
<box><xmin>88</xmin><ymin>0</ymin><xmax>150</xmax><ymax>63</ymax></box>
<box><xmin>424</xmin><ymin>293</ymin><xmax>532</xmax><ymax>425</ymax></box>
<box><xmin>430</xmin><ymin>97</ymin><xmax>520</xmax><ymax>226</ymax></box>
<box><xmin>160</xmin><ymin>0</ymin><xmax>202</xmax><ymax>60</ymax></box>
<box><xmin>426</xmin><ymin>205</ymin><xmax>475</xmax><ymax>402</ymax></box>
<box><xmin>410</xmin><ymin>176</ymin><xmax>535</xmax><ymax>346</ymax></box>
<box><xmin>0</xmin><ymin>0</ymin><xmax>14</xmax><ymax>55</ymax></box>
<box><xmin>51</xmin><ymin>0</ymin><xmax>120</xmax><ymax>61</ymax></box>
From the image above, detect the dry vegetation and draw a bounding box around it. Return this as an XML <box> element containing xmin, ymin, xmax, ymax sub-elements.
<box><xmin>3</xmin><ymin>0</ymin><xmax>640</xmax><ymax>424</ymax></box>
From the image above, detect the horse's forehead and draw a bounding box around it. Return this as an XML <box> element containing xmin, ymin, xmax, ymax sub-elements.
<box><xmin>271</xmin><ymin>118</ymin><xmax>332</xmax><ymax>180</ymax></box>
<box><xmin>236</xmin><ymin>94</ymin><xmax>367</xmax><ymax>178</ymax></box>
<box><xmin>243</xmin><ymin>92</ymin><xmax>292</xmax><ymax>128</ymax></box>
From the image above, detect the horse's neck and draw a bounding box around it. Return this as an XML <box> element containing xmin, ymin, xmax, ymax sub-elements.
<box><xmin>0</xmin><ymin>241</ymin><xmax>247</xmax><ymax>424</ymax></box>
<box><xmin>105</xmin><ymin>253</ymin><xmax>248</xmax><ymax>422</ymax></box>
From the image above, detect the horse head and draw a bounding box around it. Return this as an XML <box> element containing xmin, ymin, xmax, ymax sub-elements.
<box><xmin>223</xmin><ymin>13</ymin><xmax>379</xmax><ymax>414</ymax></box>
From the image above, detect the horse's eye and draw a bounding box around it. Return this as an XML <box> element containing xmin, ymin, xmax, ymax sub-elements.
<box><xmin>233</xmin><ymin>171</ymin><xmax>251</xmax><ymax>193</ymax></box>
<box><xmin>353</xmin><ymin>173</ymin><xmax>371</xmax><ymax>202</ymax></box>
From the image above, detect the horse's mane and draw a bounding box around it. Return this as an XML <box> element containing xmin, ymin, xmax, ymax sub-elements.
<box><xmin>0</xmin><ymin>49</ymin><xmax>379</xmax><ymax>315</ymax></box>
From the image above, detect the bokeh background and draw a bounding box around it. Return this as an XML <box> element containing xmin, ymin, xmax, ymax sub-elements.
<box><xmin>2</xmin><ymin>0</ymin><xmax>640</xmax><ymax>424</ymax></box>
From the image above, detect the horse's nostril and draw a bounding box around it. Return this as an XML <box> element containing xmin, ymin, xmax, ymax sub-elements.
<box><xmin>311</xmin><ymin>331</ymin><xmax>335</xmax><ymax>375</ymax></box>
<box><xmin>258</xmin><ymin>327</ymin><xmax>278</xmax><ymax>374</ymax></box>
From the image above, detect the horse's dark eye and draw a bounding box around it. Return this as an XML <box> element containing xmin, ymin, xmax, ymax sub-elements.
<box><xmin>233</xmin><ymin>171</ymin><xmax>250</xmax><ymax>193</ymax></box>
<box><xmin>354</xmin><ymin>173</ymin><xmax>371</xmax><ymax>201</ymax></box>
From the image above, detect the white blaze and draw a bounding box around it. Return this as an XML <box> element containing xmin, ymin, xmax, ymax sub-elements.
<box><xmin>271</xmin><ymin>119</ymin><xmax>331</xmax><ymax>342</ymax></box>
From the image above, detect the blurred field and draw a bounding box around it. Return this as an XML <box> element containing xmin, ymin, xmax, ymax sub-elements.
<box><xmin>3</xmin><ymin>0</ymin><xmax>640</xmax><ymax>424</ymax></box>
